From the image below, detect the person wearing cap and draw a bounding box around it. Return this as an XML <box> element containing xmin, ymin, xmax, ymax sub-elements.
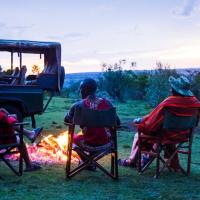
<box><xmin>64</xmin><ymin>78</ymin><xmax>120</xmax><ymax>169</ymax></box>
<box><xmin>119</xmin><ymin>75</ymin><xmax>200</xmax><ymax>171</ymax></box>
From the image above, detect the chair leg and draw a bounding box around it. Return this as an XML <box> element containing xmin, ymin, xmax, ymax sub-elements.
<box><xmin>111</xmin><ymin>153</ymin><xmax>114</xmax><ymax>175</ymax></box>
<box><xmin>137</xmin><ymin>146</ymin><xmax>142</xmax><ymax>173</ymax></box>
<box><xmin>155</xmin><ymin>146</ymin><xmax>160</xmax><ymax>179</ymax></box>
<box><xmin>66</xmin><ymin>125</ymin><xmax>74</xmax><ymax>179</ymax></box>
<box><xmin>19</xmin><ymin>150</ymin><xmax>23</xmax><ymax>176</ymax></box>
<box><xmin>2</xmin><ymin>157</ymin><xmax>19</xmax><ymax>176</ymax></box>
<box><xmin>187</xmin><ymin>138</ymin><xmax>192</xmax><ymax>176</ymax></box>
<box><xmin>114</xmin><ymin>150</ymin><xmax>119</xmax><ymax>179</ymax></box>
<box><xmin>141</xmin><ymin>156</ymin><xmax>155</xmax><ymax>173</ymax></box>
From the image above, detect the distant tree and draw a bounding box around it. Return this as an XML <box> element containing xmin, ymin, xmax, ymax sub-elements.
<box><xmin>186</xmin><ymin>70</ymin><xmax>200</xmax><ymax>100</ymax></box>
<box><xmin>99</xmin><ymin>60</ymin><xmax>141</xmax><ymax>101</ymax></box>
<box><xmin>32</xmin><ymin>64</ymin><xmax>40</xmax><ymax>74</ymax></box>
<box><xmin>145</xmin><ymin>62</ymin><xmax>177</xmax><ymax>107</ymax></box>
<box><xmin>3</xmin><ymin>68</ymin><xmax>12</xmax><ymax>75</ymax></box>
<box><xmin>61</xmin><ymin>81</ymin><xmax>81</xmax><ymax>98</ymax></box>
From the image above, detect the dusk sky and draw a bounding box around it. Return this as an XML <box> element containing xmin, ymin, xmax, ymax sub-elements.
<box><xmin>0</xmin><ymin>0</ymin><xmax>200</xmax><ymax>73</ymax></box>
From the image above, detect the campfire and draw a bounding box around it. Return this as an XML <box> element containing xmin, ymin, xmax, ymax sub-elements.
<box><xmin>9</xmin><ymin>131</ymin><xmax>80</xmax><ymax>164</ymax></box>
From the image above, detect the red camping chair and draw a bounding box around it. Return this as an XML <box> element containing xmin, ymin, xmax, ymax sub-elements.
<box><xmin>137</xmin><ymin>108</ymin><xmax>199</xmax><ymax>178</ymax></box>
<box><xmin>0</xmin><ymin>122</ymin><xmax>29</xmax><ymax>177</ymax></box>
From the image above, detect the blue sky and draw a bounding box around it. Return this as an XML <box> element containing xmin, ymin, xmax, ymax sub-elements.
<box><xmin>0</xmin><ymin>0</ymin><xmax>200</xmax><ymax>73</ymax></box>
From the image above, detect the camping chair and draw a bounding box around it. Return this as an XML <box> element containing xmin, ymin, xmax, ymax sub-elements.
<box><xmin>137</xmin><ymin>108</ymin><xmax>199</xmax><ymax>178</ymax></box>
<box><xmin>65</xmin><ymin>106</ymin><xmax>118</xmax><ymax>180</ymax></box>
<box><xmin>0</xmin><ymin>122</ymin><xmax>28</xmax><ymax>177</ymax></box>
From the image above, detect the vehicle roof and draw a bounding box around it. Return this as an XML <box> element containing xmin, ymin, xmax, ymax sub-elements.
<box><xmin>0</xmin><ymin>39</ymin><xmax>61</xmax><ymax>53</ymax></box>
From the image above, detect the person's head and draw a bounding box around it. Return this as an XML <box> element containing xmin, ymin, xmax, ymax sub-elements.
<box><xmin>80</xmin><ymin>78</ymin><xmax>97</xmax><ymax>99</ymax></box>
<box><xmin>168</xmin><ymin>75</ymin><xmax>193</xmax><ymax>97</ymax></box>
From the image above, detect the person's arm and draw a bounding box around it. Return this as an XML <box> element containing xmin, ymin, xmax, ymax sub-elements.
<box><xmin>0</xmin><ymin>109</ymin><xmax>17</xmax><ymax>125</ymax></box>
<box><xmin>0</xmin><ymin>111</ymin><xmax>10</xmax><ymax>126</ymax></box>
<box><xmin>64</xmin><ymin>103</ymin><xmax>77</xmax><ymax>123</ymax></box>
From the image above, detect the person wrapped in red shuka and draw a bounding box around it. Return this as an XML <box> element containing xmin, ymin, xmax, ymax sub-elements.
<box><xmin>64</xmin><ymin>78</ymin><xmax>120</xmax><ymax>169</ymax></box>
<box><xmin>0</xmin><ymin>109</ymin><xmax>17</xmax><ymax>145</ymax></box>
<box><xmin>0</xmin><ymin>108</ymin><xmax>42</xmax><ymax>171</ymax></box>
<box><xmin>119</xmin><ymin>75</ymin><xmax>200</xmax><ymax>171</ymax></box>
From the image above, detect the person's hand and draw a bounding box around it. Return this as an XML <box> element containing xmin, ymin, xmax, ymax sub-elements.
<box><xmin>133</xmin><ymin>117</ymin><xmax>142</xmax><ymax>124</ymax></box>
<box><xmin>8</xmin><ymin>114</ymin><xmax>17</xmax><ymax>119</ymax></box>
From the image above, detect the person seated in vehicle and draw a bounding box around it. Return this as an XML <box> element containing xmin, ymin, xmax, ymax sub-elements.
<box><xmin>10</xmin><ymin>65</ymin><xmax>27</xmax><ymax>85</ymax></box>
<box><xmin>19</xmin><ymin>65</ymin><xmax>27</xmax><ymax>85</ymax></box>
<box><xmin>0</xmin><ymin>67</ymin><xmax>20</xmax><ymax>85</ymax></box>
<box><xmin>119</xmin><ymin>75</ymin><xmax>200</xmax><ymax>171</ymax></box>
<box><xmin>64</xmin><ymin>78</ymin><xmax>120</xmax><ymax>168</ymax></box>
<box><xmin>0</xmin><ymin>108</ymin><xmax>43</xmax><ymax>171</ymax></box>
<box><xmin>26</xmin><ymin>64</ymin><xmax>65</xmax><ymax>92</ymax></box>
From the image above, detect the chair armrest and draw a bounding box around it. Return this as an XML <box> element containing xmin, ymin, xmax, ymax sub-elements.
<box><xmin>1</xmin><ymin>75</ymin><xmax>19</xmax><ymax>79</ymax></box>
<box><xmin>64</xmin><ymin>122</ymin><xmax>73</xmax><ymax>126</ymax></box>
<box><xmin>139</xmin><ymin>135</ymin><xmax>159</xmax><ymax>139</ymax></box>
<box><xmin>13</xmin><ymin>122</ymin><xmax>30</xmax><ymax>126</ymax></box>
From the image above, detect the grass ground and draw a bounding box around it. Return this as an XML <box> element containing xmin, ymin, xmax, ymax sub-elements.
<box><xmin>0</xmin><ymin>97</ymin><xmax>200</xmax><ymax>200</ymax></box>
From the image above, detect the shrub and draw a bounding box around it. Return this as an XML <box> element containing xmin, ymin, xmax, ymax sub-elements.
<box><xmin>60</xmin><ymin>81</ymin><xmax>81</xmax><ymax>98</ymax></box>
<box><xmin>145</xmin><ymin>62</ymin><xmax>177</xmax><ymax>107</ymax></box>
<box><xmin>98</xmin><ymin>60</ymin><xmax>148</xmax><ymax>101</ymax></box>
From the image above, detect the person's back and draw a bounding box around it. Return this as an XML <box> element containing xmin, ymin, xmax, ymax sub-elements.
<box><xmin>64</xmin><ymin>78</ymin><xmax>120</xmax><ymax>147</ymax></box>
<box><xmin>80</xmin><ymin>95</ymin><xmax>112</xmax><ymax>146</ymax></box>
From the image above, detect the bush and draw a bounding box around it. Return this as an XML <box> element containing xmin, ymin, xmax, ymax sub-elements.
<box><xmin>186</xmin><ymin>70</ymin><xmax>200</xmax><ymax>100</ymax></box>
<box><xmin>145</xmin><ymin>62</ymin><xmax>177</xmax><ymax>107</ymax></box>
<box><xmin>60</xmin><ymin>81</ymin><xmax>81</xmax><ymax>98</ymax></box>
<box><xmin>98</xmin><ymin>60</ymin><xmax>148</xmax><ymax>101</ymax></box>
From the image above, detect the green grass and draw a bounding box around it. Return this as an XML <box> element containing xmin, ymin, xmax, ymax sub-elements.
<box><xmin>1</xmin><ymin>97</ymin><xmax>200</xmax><ymax>200</ymax></box>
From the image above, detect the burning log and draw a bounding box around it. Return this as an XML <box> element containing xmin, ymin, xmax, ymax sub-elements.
<box><xmin>7</xmin><ymin>131</ymin><xmax>80</xmax><ymax>164</ymax></box>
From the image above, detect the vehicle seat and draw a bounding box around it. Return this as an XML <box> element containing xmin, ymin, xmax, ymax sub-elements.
<box><xmin>37</xmin><ymin>66</ymin><xmax>65</xmax><ymax>92</ymax></box>
<box><xmin>10</xmin><ymin>66</ymin><xmax>27</xmax><ymax>85</ymax></box>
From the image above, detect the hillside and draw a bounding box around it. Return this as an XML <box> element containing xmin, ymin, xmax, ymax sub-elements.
<box><xmin>63</xmin><ymin>68</ymin><xmax>200</xmax><ymax>88</ymax></box>
<box><xmin>64</xmin><ymin>72</ymin><xmax>102</xmax><ymax>87</ymax></box>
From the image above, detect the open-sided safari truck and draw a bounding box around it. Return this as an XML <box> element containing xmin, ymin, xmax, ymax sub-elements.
<box><xmin>0</xmin><ymin>39</ymin><xmax>65</xmax><ymax>127</ymax></box>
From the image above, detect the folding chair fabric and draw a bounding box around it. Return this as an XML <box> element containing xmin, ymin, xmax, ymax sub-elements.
<box><xmin>65</xmin><ymin>107</ymin><xmax>118</xmax><ymax>180</ymax></box>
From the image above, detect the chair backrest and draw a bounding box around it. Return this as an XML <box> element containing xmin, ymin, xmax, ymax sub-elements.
<box><xmin>73</xmin><ymin>106</ymin><xmax>117</xmax><ymax>128</ymax></box>
<box><xmin>10</xmin><ymin>67</ymin><xmax>20</xmax><ymax>85</ymax></box>
<box><xmin>163</xmin><ymin>109</ymin><xmax>199</xmax><ymax>130</ymax></box>
<box><xmin>19</xmin><ymin>65</ymin><xmax>27</xmax><ymax>85</ymax></box>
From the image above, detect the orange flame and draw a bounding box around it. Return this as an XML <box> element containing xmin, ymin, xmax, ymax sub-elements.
<box><xmin>9</xmin><ymin>131</ymin><xmax>79</xmax><ymax>164</ymax></box>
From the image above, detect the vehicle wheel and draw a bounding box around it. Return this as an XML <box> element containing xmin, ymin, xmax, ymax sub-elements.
<box><xmin>2</xmin><ymin>105</ymin><xmax>23</xmax><ymax>122</ymax></box>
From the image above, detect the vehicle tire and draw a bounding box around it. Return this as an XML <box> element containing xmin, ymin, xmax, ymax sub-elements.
<box><xmin>2</xmin><ymin>105</ymin><xmax>23</xmax><ymax>122</ymax></box>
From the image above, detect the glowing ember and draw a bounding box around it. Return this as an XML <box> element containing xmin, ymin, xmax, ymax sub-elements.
<box><xmin>8</xmin><ymin>131</ymin><xmax>80</xmax><ymax>164</ymax></box>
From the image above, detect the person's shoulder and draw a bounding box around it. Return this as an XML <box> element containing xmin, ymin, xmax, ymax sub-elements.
<box><xmin>99</xmin><ymin>97</ymin><xmax>113</xmax><ymax>107</ymax></box>
<box><xmin>71</xmin><ymin>99</ymin><xmax>84</xmax><ymax>108</ymax></box>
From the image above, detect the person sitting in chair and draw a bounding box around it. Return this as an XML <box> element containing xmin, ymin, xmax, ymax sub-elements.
<box><xmin>64</xmin><ymin>78</ymin><xmax>120</xmax><ymax>169</ymax></box>
<box><xmin>119</xmin><ymin>75</ymin><xmax>200</xmax><ymax>171</ymax></box>
<box><xmin>0</xmin><ymin>108</ymin><xmax>42</xmax><ymax>171</ymax></box>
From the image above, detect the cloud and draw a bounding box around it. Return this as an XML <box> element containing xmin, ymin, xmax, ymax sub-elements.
<box><xmin>0</xmin><ymin>23</ymin><xmax>34</xmax><ymax>38</ymax></box>
<box><xmin>62</xmin><ymin>58</ymin><xmax>101</xmax><ymax>73</ymax></box>
<box><xmin>173</xmin><ymin>0</ymin><xmax>200</xmax><ymax>17</ymax></box>
<box><xmin>48</xmin><ymin>32</ymin><xmax>89</xmax><ymax>41</ymax></box>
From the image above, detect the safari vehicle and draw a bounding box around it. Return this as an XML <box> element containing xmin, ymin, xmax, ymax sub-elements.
<box><xmin>0</xmin><ymin>39</ymin><xmax>65</xmax><ymax>127</ymax></box>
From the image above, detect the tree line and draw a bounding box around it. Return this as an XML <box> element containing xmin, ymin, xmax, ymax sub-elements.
<box><xmin>62</xmin><ymin>60</ymin><xmax>200</xmax><ymax>107</ymax></box>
